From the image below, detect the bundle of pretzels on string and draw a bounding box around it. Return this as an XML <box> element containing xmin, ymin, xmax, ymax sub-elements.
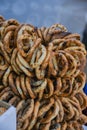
<box><xmin>0</xmin><ymin>15</ymin><xmax>87</xmax><ymax>130</ymax></box>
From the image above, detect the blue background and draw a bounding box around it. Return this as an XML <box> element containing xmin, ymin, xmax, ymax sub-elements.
<box><xmin>0</xmin><ymin>0</ymin><xmax>87</xmax><ymax>35</ymax></box>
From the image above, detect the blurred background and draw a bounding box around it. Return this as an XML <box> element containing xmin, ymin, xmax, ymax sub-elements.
<box><xmin>0</xmin><ymin>0</ymin><xmax>87</xmax><ymax>73</ymax></box>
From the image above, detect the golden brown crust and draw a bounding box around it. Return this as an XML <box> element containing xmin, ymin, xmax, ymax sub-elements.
<box><xmin>0</xmin><ymin>17</ymin><xmax>87</xmax><ymax>130</ymax></box>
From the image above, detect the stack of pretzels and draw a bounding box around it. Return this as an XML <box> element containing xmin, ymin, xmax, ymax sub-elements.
<box><xmin>0</xmin><ymin>16</ymin><xmax>87</xmax><ymax>130</ymax></box>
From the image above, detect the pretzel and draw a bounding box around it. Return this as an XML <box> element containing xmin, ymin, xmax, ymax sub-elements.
<box><xmin>43</xmin><ymin>79</ymin><xmax>54</xmax><ymax>98</ymax></box>
<box><xmin>54</xmin><ymin>95</ymin><xmax>64</xmax><ymax>122</ymax></box>
<box><xmin>35</xmin><ymin>66</ymin><xmax>45</xmax><ymax>79</ymax></box>
<box><xmin>17</xmin><ymin>26</ymin><xmax>40</xmax><ymax>58</ymax></box>
<box><xmin>75</xmin><ymin>72</ymin><xmax>86</xmax><ymax>91</ymax></box>
<box><xmin>53</xmin><ymin>77</ymin><xmax>62</xmax><ymax>95</ymax></box>
<box><xmin>19</xmin><ymin>119</ymin><xmax>29</xmax><ymax>130</ymax></box>
<box><xmin>33</xmin><ymin>78</ymin><xmax>47</xmax><ymax>96</ymax></box>
<box><xmin>48</xmin><ymin>52</ymin><xmax>58</xmax><ymax>77</ymax></box>
<box><xmin>3</xmin><ymin>27</ymin><xmax>16</xmax><ymax>54</ymax></box>
<box><xmin>41</xmin><ymin>101</ymin><xmax>59</xmax><ymax>123</ymax></box>
<box><xmin>7</xmin><ymin>94</ymin><xmax>21</xmax><ymax>108</ymax></box>
<box><xmin>41</xmin><ymin>42</ymin><xmax>53</xmax><ymax>69</ymax></box>
<box><xmin>49</xmin><ymin>51</ymin><xmax>68</xmax><ymax>77</ymax></box>
<box><xmin>16</xmin><ymin>76</ymin><xmax>25</xmax><ymax>99</ymax></box>
<box><xmin>0</xmin><ymin>41</ymin><xmax>10</xmax><ymax>63</ymax></box>
<box><xmin>8</xmin><ymin>72</ymin><xmax>20</xmax><ymax>95</ymax></box>
<box><xmin>0</xmin><ymin>15</ymin><xmax>5</xmax><ymax>22</ymax></box>
<box><xmin>30</xmin><ymin>44</ymin><xmax>46</xmax><ymax>68</ymax></box>
<box><xmin>16</xmin><ymin>56</ymin><xmax>33</xmax><ymax>77</ymax></box>
<box><xmin>52</xmin><ymin>39</ymin><xmax>67</xmax><ymax>51</ymax></box>
<box><xmin>0</xmin><ymin>87</ymin><xmax>10</xmax><ymax>97</ymax></box>
<box><xmin>9</xmin><ymin>96</ymin><xmax>20</xmax><ymax>106</ymax></box>
<box><xmin>58</xmin><ymin>51</ymin><xmax>77</xmax><ymax>77</ymax></box>
<box><xmin>11</xmin><ymin>48</ymin><xmax>22</xmax><ymax>75</ymax></box>
<box><xmin>65</xmin><ymin>46</ymin><xmax>86</xmax><ymax>56</ymax></box>
<box><xmin>38</xmin><ymin>97</ymin><xmax>54</xmax><ymax>118</ymax></box>
<box><xmin>3</xmin><ymin>19</ymin><xmax>19</xmax><ymax>27</ymax></box>
<box><xmin>60</xmin><ymin>97</ymin><xmax>75</xmax><ymax>121</ymax></box>
<box><xmin>16</xmin><ymin>100</ymin><xmax>25</xmax><ymax>115</ymax></box>
<box><xmin>75</xmin><ymin>91</ymin><xmax>87</xmax><ymax>110</ymax></box>
<box><xmin>50</xmin><ymin>24</ymin><xmax>67</xmax><ymax>32</ymax></box>
<box><xmin>64</xmin><ymin>33</ymin><xmax>80</xmax><ymax>40</ymax></box>
<box><xmin>0</xmin><ymin>17</ymin><xmax>87</xmax><ymax>129</ymax></box>
<box><xmin>25</xmin><ymin>77</ymin><xmax>36</xmax><ymax>99</ymax></box>
<box><xmin>0</xmin><ymin>53</ymin><xmax>8</xmax><ymax>80</ymax></box>
<box><xmin>15</xmin><ymin>24</ymin><xmax>36</xmax><ymax>42</ymax></box>
<box><xmin>2</xmin><ymin>66</ymin><xmax>12</xmax><ymax>86</ymax></box>
<box><xmin>20</xmin><ymin>75</ymin><xmax>28</xmax><ymax>97</ymax></box>
<box><xmin>65</xmin><ymin>49</ymin><xmax>86</xmax><ymax>71</ymax></box>
<box><xmin>0</xmin><ymin>91</ymin><xmax>14</xmax><ymax>101</ymax></box>
<box><xmin>52</xmin><ymin>38</ymin><xmax>85</xmax><ymax>52</ymax></box>
<box><xmin>58</xmin><ymin>77</ymin><xmax>74</xmax><ymax>97</ymax></box>
<box><xmin>37</xmin><ymin>23</ymin><xmax>67</xmax><ymax>44</ymax></box>
<box><xmin>28</xmin><ymin>101</ymin><xmax>40</xmax><ymax>130</ymax></box>
<box><xmin>0</xmin><ymin>19</ymin><xmax>19</xmax><ymax>40</ymax></box>
<box><xmin>0</xmin><ymin>55</ymin><xmax>8</xmax><ymax>70</ymax></box>
<box><xmin>17</xmin><ymin>52</ymin><xmax>32</xmax><ymax>71</ymax></box>
<box><xmin>20</xmin><ymin>99</ymin><xmax>34</xmax><ymax>121</ymax></box>
<box><xmin>37</xmin><ymin>27</ymin><xmax>51</xmax><ymax>43</ymax></box>
<box><xmin>68</xmin><ymin>97</ymin><xmax>81</xmax><ymax>114</ymax></box>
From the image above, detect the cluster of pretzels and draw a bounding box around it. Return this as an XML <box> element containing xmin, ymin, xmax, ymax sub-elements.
<box><xmin>0</xmin><ymin>15</ymin><xmax>87</xmax><ymax>130</ymax></box>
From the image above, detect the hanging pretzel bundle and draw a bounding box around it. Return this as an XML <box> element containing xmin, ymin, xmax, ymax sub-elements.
<box><xmin>0</xmin><ymin>16</ymin><xmax>87</xmax><ymax>130</ymax></box>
